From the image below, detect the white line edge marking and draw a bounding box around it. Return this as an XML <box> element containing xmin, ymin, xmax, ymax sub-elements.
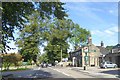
<box><xmin>49</xmin><ymin>67</ymin><xmax>72</xmax><ymax>77</ymax></box>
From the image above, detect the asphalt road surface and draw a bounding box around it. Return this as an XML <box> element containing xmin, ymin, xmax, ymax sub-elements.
<box><xmin>2</xmin><ymin>67</ymin><xmax>75</xmax><ymax>80</ymax></box>
<box><xmin>2</xmin><ymin>66</ymin><xmax>120</xmax><ymax>80</ymax></box>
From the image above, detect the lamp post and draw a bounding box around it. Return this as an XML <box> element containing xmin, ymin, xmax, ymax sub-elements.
<box><xmin>60</xmin><ymin>48</ymin><xmax>62</xmax><ymax>62</ymax></box>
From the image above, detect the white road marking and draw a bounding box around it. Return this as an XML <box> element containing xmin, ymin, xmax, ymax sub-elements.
<box><xmin>48</xmin><ymin>67</ymin><xmax>72</xmax><ymax>77</ymax></box>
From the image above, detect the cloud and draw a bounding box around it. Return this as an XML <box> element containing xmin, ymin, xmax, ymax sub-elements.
<box><xmin>91</xmin><ymin>30</ymin><xmax>105</xmax><ymax>36</ymax></box>
<box><xmin>109</xmin><ymin>10</ymin><xmax>114</xmax><ymax>13</ymax></box>
<box><xmin>65</xmin><ymin>2</ymin><xmax>117</xmax><ymax>26</ymax></box>
<box><xmin>105</xmin><ymin>30</ymin><xmax>114</xmax><ymax>35</ymax></box>
<box><xmin>108</xmin><ymin>9</ymin><xmax>118</xmax><ymax>16</ymax></box>
<box><xmin>108</xmin><ymin>26</ymin><xmax>118</xmax><ymax>32</ymax></box>
<box><xmin>91</xmin><ymin>26</ymin><xmax>118</xmax><ymax>46</ymax></box>
<box><xmin>91</xmin><ymin>26</ymin><xmax>118</xmax><ymax>37</ymax></box>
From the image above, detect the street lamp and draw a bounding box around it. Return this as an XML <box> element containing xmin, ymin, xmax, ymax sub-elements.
<box><xmin>60</xmin><ymin>48</ymin><xmax>62</xmax><ymax>62</ymax></box>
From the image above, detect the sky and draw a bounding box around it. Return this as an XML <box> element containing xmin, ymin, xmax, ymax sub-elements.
<box><xmin>6</xmin><ymin>2</ymin><xmax>119</xmax><ymax>53</ymax></box>
<box><xmin>64</xmin><ymin>2</ymin><xmax>118</xmax><ymax>47</ymax></box>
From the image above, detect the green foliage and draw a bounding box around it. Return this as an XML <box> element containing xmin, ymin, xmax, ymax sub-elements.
<box><xmin>0</xmin><ymin>44</ymin><xmax>4</xmax><ymax>51</ymax></box>
<box><xmin>2</xmin><ymin>2</ymin><xmax>67</xmax><ymax>53</ymax></box>
<box><xmin>2</xmin><ymin>2</ymin><xmax>34</xmax><ymax>53</ymax></box>
<box><xmin>69</xmin><ymin>24</ymin><xmax>90</xmax><ymax>50</ymax></box>
<box><xmin>43</xmin><ymin>19</ymin><xmax>74</xmax><ymax>62</ymax></box>
<box><xmin>2</xmin><ymin>53</ymin><xmax>22</xmax><ymax>70</ymax></box>
<box><xmin>16</xmin><ymin>12</ymin><xmax>41</xmax><ymax>62</ymax></box>
<box><xmin>5</xmin><ymin>2</ymin><xmax>90</xmax><ymax>63</ymax></box>
<box><xmin>38</xmin><ymin>53</ymin><xmax>49</xmax><ymax>63</ymax></box>
<box><xmin>106</xmin><ymin>46</ymin><xmax>113</xmax><ymax>52</ymax></box>
<box><xmin>16</xmin><ymin>12</ymin><xmax>70</xmax><ymax>63</ymax></box>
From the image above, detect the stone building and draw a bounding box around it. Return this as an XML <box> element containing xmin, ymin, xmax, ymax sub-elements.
<box><xmin>105</xmin><ymin>44</ymin><xmax>120</xmax><ymax>67</ymax></box>
<box><xmin>70</xmin><ymin>37</ymin><xmax>102</xmax><ymax>67</ymax></box>
<box><xmin>97</xmin><ymin>41</ymin><xmax>109</xmax><ymax>64</ymax></box>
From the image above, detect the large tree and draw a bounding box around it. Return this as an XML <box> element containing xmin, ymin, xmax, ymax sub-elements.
<box><xmin>43</xmin><ymin>18</ymin><xmax>74</xmax><ymax>63</ymax></box>
<box><xmin>15</xmin><ymin>11</ymin><xmax>45</xmax><ymax>63</ymax></box>
<box><xmin>43</xmin><ymin>19</ymin><xmax>90</xmax><ymax>63</ymax></box>
<box><xmin>2</xmin><ymin>2</ymin><xmax>67</xmax><ymax>53</ymax></box>
<box><xmin>69</xmin><ymin>24</ymin><xmax>90</xmax><ymax>50</ymax></box>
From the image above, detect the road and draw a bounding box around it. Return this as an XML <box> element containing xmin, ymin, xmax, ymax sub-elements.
<box><xmin>2</xmin><ymin>66</ymin><xmax>120</xmax><ymax>80</ymax></box>
<box><xmin>2</xmin><ymin>66</ymin><xmax>75</xmax><ymax>79</ymax></box>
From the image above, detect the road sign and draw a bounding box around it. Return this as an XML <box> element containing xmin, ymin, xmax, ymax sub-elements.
<box><xmin>84</xmin><ymin>47</ymin><xmax>88</xmax><ymax>53</ymax></box>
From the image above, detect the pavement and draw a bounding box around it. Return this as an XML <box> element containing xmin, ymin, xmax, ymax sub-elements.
<box><xmin>70</xmin><ymin>67</ymin><xmax>119</xmax><ymax>78</ymax></box>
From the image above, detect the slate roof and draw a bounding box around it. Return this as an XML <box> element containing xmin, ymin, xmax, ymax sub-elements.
<box><xmin>112</xmin><ymin>44</ymin><xmax>120</xmax><ymax>49</ymax></box>
<box><xmin>71</xmin><ymin>47</ymin><xmax>82</xmax><ymax>54</ymax></box>
<box><xmin>97</xmin><ymin>46</ymin><xmax>109</xmax><ymax>55</ymax></box>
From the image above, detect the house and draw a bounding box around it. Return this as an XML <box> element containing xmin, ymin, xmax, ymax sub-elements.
<box><xmin>70</xmin><ymin>37</ymin><xmax>102</xmax><ymax>67</ymax></box>
<box><xmin>96</xmin><ymin>41</ymin><xmax>109</xmax><ymax>64</ymax></box>
<box><xmin>105</xmin><ymin>44</ymin><xmax>120</xmax><ymax>67</ymax></box>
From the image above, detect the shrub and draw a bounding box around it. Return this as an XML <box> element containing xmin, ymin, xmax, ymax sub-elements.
<box><xmin>2</xmin><ymin>53</ymin><xmax>22</xmax><ymax>70</ymax></box>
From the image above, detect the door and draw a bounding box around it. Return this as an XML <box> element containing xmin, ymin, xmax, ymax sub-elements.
<box><xmin>116</xmin><ymin>56</ymin><xmax>120</xmax><ymax>67</ymax></box>
<box><xmin>109</xmin><ymin>62</ymin><xmax>113</xmax><ymax>67</ymax></box>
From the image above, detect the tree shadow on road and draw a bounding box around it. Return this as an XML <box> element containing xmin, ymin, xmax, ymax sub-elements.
<box><xmin>100</xmin><ymin>69</ymin><xmax>120</xmax><ymax>78</ymax></box>
<box><xmin>2</xmin><ymin>69</ymin><xmax>52</xmax><ymax>80</ymax></box>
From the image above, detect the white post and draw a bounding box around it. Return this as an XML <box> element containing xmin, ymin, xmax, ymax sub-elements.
<box><xmin>61</xmin><ymin>48</ymin><xmax>62</xmax><ymax>62</ymax></box>
<box><xmin>72</xmin><ymin>57</ymin><xmax>75</xmax><ymax>67</ymax></box>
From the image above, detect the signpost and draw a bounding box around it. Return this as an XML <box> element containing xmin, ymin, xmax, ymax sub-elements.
<box><xmin>83</xmin><ymin>46</ymin><xmax>89</xmax><ymax>70</ymax></box>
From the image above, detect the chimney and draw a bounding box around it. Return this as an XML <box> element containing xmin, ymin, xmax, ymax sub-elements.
<box><xmin>88</xmin><ymin>37</ymin><xmax>92</xmax><ymax>44</ymax></box>
<box><xmin>101</xmin><ymin>41</ymin><xmax>104</xmax><ymax>47</ymax></box>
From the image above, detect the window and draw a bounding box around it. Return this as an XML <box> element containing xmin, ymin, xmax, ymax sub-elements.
<box><xmin>94</xmin><ymin>50</ymin><xmax>96</xmax><ymax>52</ymax></box>
<box><xmin>106</xmin><ymin>62</ymin><xmax>110</xmax><ymax>64</ymax></box>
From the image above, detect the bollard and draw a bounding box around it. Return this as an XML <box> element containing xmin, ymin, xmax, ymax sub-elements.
<box><xmin>84</xmin><ymin>66</ymin><xmax>86</xmax><ymax>70</ymax></box>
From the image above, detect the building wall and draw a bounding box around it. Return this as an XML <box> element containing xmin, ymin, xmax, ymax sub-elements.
<box><xmin>70</xmin><ymin>44</ymin><xmax>102</xmax><ymax>67</ymax></box>
<box><xmin>81</xmin><ymin>44</ymin><xmax>101</xmax><ymax>67</ymax></box>
<box><xmin>88</xmin><ymin>44</ymin><xmax>101</xmax><ymax>66</ymax></box>
<box><xmin>105</xmin><ymin>53</ymin><xmax>120</xmax><ymax>67</ymax></box>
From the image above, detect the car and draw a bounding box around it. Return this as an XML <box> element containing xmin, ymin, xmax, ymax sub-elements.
<box><xmin>40</xmin><ymin>62</ymin><xmax>48</xmax><ymax>68</ymax></box>
<box><xmin>100</xmin><ymin>61</ymin><xmax>117</xmax><ymax>68</ymax></box>
<box><xmin>48</xmin><ymin>63</ymin><xmax>52</xmax><ymax>67</ymax></box>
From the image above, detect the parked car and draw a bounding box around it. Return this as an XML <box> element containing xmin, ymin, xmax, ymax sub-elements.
<box><xmin>100</xmin><ymin>61</ymin><xmax>117</xmax><ymax>68</ymax></box>
<box><xmin>40</xmin><ymin>62</ymin><xmax>48</xmax><ymax>68</ymax></box>
<box><xmin>48</xmin><ymin>63</ymin><xmax>52</xmax><ymax>67</ymax></box>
